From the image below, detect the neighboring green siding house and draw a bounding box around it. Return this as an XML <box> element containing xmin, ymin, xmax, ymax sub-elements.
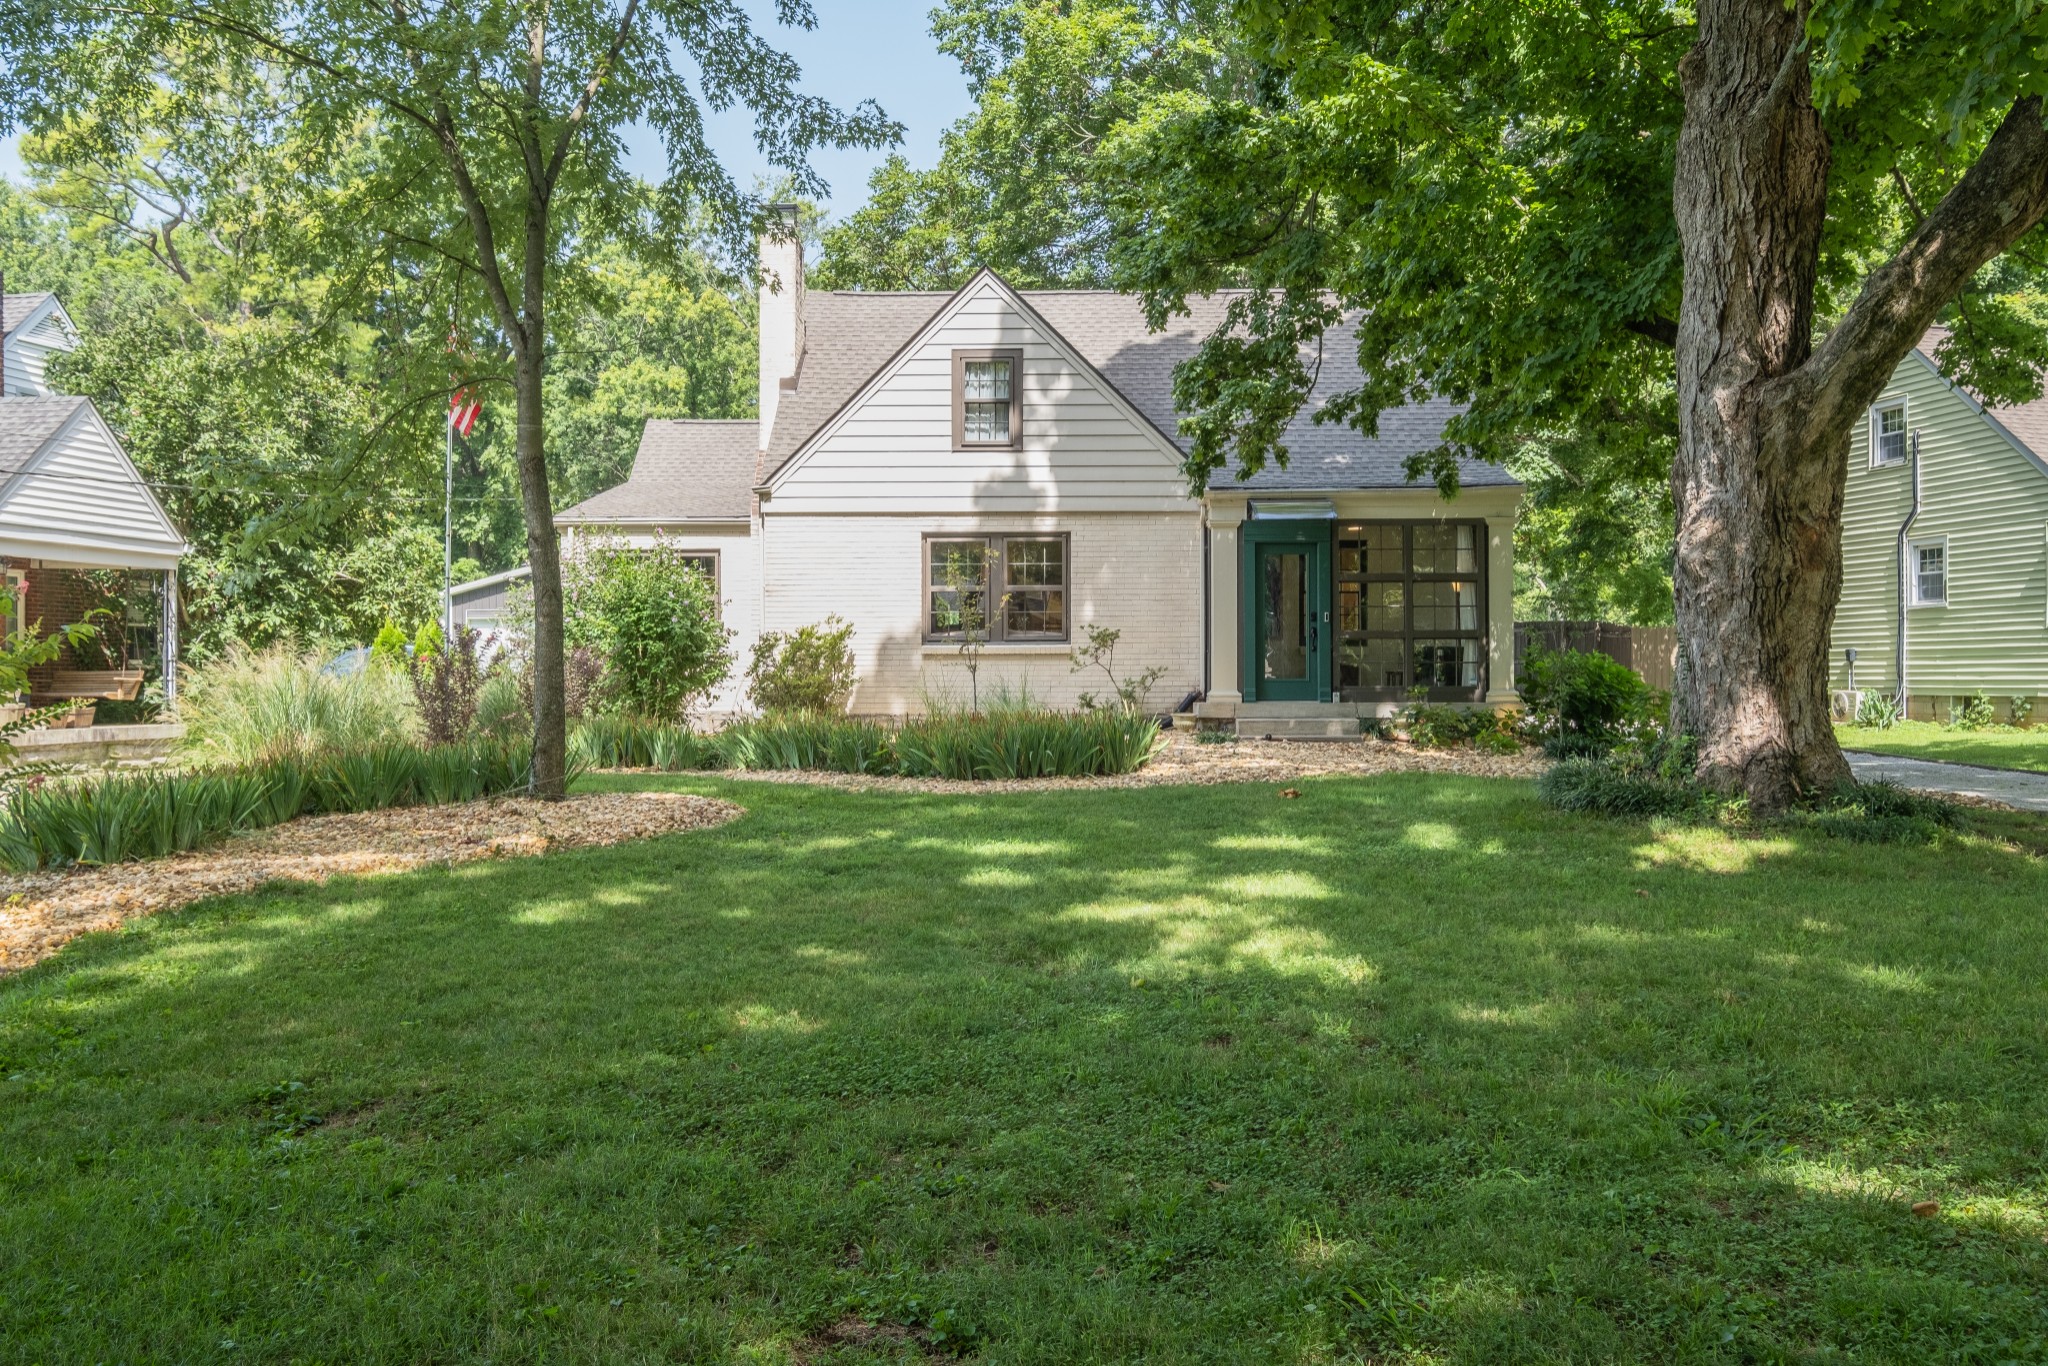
<box><xmin>1830</xmin><ymin>330</ymin><xmax>2048</xmax><ymax>720</ymax></box>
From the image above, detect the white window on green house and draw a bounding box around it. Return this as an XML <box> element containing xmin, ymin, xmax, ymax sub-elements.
<box><xmin>1872</xmin><ymin>401</ymin><xmax>1907</xmax><ymax>466</ymax></box>
<box><xmin>1910</xmin><ymin>539</ymin><xmax>1946</xmax><ymax>605</ymax></box>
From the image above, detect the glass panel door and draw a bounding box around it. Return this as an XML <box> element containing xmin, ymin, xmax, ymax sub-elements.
<box><xmin>1261</xmin><ymin>549</ymin><xmax>1309</xmax><ymax>682</ymax></box>
<box><xmin>1252</xmin><ymin>539</ymin><xmax>1329</xmax><ymax>700</ymax></box>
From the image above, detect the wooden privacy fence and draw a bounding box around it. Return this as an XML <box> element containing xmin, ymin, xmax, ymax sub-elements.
<box><xmin>1514</xmin><ymin>621</ymin><xmax>1678</xmax><ymax>693</ymax></box>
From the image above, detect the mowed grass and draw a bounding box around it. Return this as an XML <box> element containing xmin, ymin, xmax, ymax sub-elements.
<box><xmin>1837</xmin><ymin>720</ymin><xmax>2048</xmax><ymax>773</ymax></box>
<box><xmin>4</xmin><ymin>774</ymin><xmax>2048</xmax><ymax>1363</ymax></box>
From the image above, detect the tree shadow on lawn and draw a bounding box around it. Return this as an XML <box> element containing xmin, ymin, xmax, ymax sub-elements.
<box><xmin>3</xmin><ymin>772</ymin><xmax>2046</xmax><ymax>1363</ymax></box>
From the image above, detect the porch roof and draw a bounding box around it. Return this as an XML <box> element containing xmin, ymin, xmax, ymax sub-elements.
<box><xmin>0</xmin><ymin>397</ymin><xmax>188</xmax><ymax>570</ymax></box>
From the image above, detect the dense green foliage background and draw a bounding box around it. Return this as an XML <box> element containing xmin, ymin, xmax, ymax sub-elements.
<box><xmin>1</xmin><ymin>177</ymin><xmax>754</xmax><ymax>660</ymax></box>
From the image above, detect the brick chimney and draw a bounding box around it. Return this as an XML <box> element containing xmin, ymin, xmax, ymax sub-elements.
<box><xmin>758</xmin><ymin>203</ymin><xmax>805</xmax><ymax>452</ymax></box>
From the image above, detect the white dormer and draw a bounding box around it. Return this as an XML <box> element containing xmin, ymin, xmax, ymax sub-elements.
<box><xmin>2</xmin><ymin>293</ymin><xmax>80</xmax><ymax>397</ymax></box>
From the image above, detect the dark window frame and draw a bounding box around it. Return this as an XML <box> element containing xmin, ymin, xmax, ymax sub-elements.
<box><xmin>922</xmin><ymin>531</ymin><xmax>1071</xmax><ymax>643</ymax></box>
<box><xmin>952</xmin><ymin>348</ymin><xmax>1024</xmax><ymax>451</ymax></box>
<box><xmin>1334</xmin><ymin>520</ymin><xmax>1487</xmax><ymax>702</ymax></box>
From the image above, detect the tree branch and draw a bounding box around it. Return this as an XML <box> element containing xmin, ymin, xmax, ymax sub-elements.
<box><xmin>542</xmin><ymin>0</ymin><xmax>643</xmax><ymax>194</ymax></box>
<box><xmin>1796</xmin><ymin>96</ymin><xmax>2048</xmax><ymax>435</ymax></box>
<box><xmin>1623</xmin><ymin>315</ymin><xmax>1679</xmax><ymax>348</ymax></box>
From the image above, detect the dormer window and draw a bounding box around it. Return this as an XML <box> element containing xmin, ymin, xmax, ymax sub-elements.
<box><xmin>1871</xmin><ymin>400</ymin><xmax>1907</xmax><ymax>466</ymax></box>
<box><xmin>953</xmin><ymin>349</ymin><xmax>1022</xmax><ymax>449</ymax></box>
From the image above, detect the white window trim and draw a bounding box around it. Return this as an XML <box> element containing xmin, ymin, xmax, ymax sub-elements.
<box><xmin>1870</xmin><ymin>397</ymin><xmax>1908</xmax><ymax>468</ymax></box>
<box><xmin>1907</xmin><ymin>535</ymin><xmax>1948</xmax><ymax>607</ymax></box>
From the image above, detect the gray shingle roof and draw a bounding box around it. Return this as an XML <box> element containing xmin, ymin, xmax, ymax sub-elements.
<box><xmin>762</xmin><ymin>279</ymin><xmax>1515</xmax><ymax>491</ymax></box>
<box><xmin>557</xmin><ymin>419</ymin><xmax>759</xmax><ymax>523</ymax></box>
<box><xmin>1021</xmin><ymin>291</ymin><xmax>1514</xmax><ymax>490</ymax></box>
<box><xmin>762</xmin><ymin>291</ymin><xmax>952</xmax><ymax>478</ymax></box>
<box><xmin>0</xmin><ymin>395</ymin><xmax>87</xmax><ymax>481</ymax></box>
<box><xmin>1</xmin><ymin>294</ymin><xmax>52</xmax><ymax>340</ymax></box>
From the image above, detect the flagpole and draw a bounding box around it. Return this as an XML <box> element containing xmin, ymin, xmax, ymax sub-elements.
<box><xmin>443</xmin><ymin>394</ymin><xmax>455</xmax><ymax>644</ymax></box>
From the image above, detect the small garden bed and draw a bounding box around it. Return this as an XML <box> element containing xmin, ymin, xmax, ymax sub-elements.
<box><xmin>0</xmin><ymin>789</ymin><xmax>740</xmax><ymax>971</ymax></box>
<box><xmin>709</xmin><ymin>727</ymin><xmax>1547</xmax><ymax>792</ymax></box>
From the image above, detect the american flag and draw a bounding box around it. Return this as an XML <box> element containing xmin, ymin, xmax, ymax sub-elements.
<box><xmin>449</xmin><ymin>388</ymin><xmax>481</xmax><ymax>437</ymax></box>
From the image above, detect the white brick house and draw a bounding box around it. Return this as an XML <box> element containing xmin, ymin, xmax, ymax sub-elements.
<box><xmin>518</xmin><ymin>216</ymin><xmax>1523</xmax><ymax>729</ymax></box>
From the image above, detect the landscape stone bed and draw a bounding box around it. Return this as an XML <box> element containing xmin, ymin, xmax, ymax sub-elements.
<box><xmin>0</xmin><ymin>791</ymin><xmax>741</xmax><ymax>973</ymax></box>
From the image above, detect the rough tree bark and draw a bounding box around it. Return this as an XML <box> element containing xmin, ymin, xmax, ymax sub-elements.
<box><xmin>1672</xmin><ymin>0</ymin><xmax>2048</xmax><ymax>810</ymax></box>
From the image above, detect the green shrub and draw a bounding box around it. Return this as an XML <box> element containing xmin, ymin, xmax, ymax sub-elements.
<box><xmin>1536</xmin><ymin>757</ymin><xmax>1705</xmax><ymax>818</ymax></box>
<box><xmin>570</xmin><ymin>714</ymin><xmax>717</xmax><ymax>770</ymax></box>
<box><xmin>1520</xmin><ymin>647</ymin><xmax>1654</xmax><ymax>740</ymax></box>
<box><xmin>894</xmin><ymin>710</ymin><xmax>1159</xmax><ymax>779</ymax></box>
<box><xmin>1950</xmin><ymin>691</ymin><xmax>1997</xmax><ymax>731</ymax></box>
<box><xmin>1536</xmin><ymin>759</ymin><xmax>1960</xmax><ymax>846</ymax></box>
<box><xmin>1542</xmin><ymin>732</ymin><xmax>1610</xmax><ymax>760</ymax></box>
<box><xmin>1195</xmin><ymin>727</ymin><xmax>1237</xmax><ymax>745</ymax></box>
<box><xmin>707</xmin><ymin>710</ymin><xmax>1160</xmax><ymax>779</ymax></box>
<box><xmin>1398</xmin><ymin>692</ymin><xmax>1522</xmax><ymax>752</ymax></box>
<box><xmin>716</xmin><ymin>715</ymin><xmax>893</xmax><ymax>774</ymax></box>
<box><xmin>1854</xmin><ymin>690</ymin><xmax>1901</xmax><ymax>729</ymax></box>
<box><xmin>566</xmin><ymin>533</ymin><xmax>734</xmax><ymax>721</ymax></box>
<box><xmin>369</xmin><ymin>621</ymin><xmax>410</xmax><ymax>670</ymax></box>
<box><xmin>475</xmin><ymin>671</ymin><xmax>528</xmax><ymax>742</ymax></box>
<box><xmin>2010</xmin><ymin>696</ymin><xmax>2035</xmax><ymax>728</ymax></box>
<box><xmin>180</xmin><ymin>644</ymin><xmax>416</xmax><ymax>764</ymax></box>
<box><xmin>746</xmin><ymin>617</ymin><xmax>858</xmax><ymax>714</ymax></box>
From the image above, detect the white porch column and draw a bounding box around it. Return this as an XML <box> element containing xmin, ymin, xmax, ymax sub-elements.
<box><xmin>1205</xmin><ymin>502</ymin><xmax>1245</xmax><ymax>705</ymax></box>
<box><xmin>1485</xmin><ymin>513</ymin><xmax>1519</xmax><ymax>704</ymax></box>
<box><xmin>161</xmin><ymin>566</ymin><xmax>178</xmax><ymax>712</ymax></box>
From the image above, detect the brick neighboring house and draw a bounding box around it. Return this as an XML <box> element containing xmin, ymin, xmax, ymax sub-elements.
<box><xmin>1</xmin><ymin>293</ymin><xmax>189</xmax><ymax>709</ymax></box>
<box><xmin>458</xmin><ymin>213</ymin><xmax>1524</xmax><ymax>730</ymax></box>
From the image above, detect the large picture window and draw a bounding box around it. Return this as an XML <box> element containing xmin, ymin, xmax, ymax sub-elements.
<box><xmin>1334</xmin><ymin>521</ymin><xmax>1486</xmax><ymax>698</ymax></box>
<box><xmin>925</xmin><ymin>533</ymin><xmax>1068</xmax><ymax>642</ymax></box>
<box><xmin>952</xmin><ymin>349</ymin><xmax>1023</xmax><ymax>449</ymax></box>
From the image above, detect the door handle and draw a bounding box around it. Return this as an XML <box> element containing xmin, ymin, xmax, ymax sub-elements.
<box><xmin>1308</xmin><ymin>625</ymin><xmax>1319</xmax><ymax>651</ymax></box>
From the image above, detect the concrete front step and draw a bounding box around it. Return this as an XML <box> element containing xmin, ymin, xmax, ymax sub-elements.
<box><xmin>1236</xmin><ymin>716</ymin><xmax>1361</xmax><ymax>740</ymax></box>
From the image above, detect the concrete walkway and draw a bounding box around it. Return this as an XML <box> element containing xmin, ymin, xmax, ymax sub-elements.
<box><xmin>1844</xmin><ymin>750</ymin><xmax>2048</xmax><ymax>812</ymax></box>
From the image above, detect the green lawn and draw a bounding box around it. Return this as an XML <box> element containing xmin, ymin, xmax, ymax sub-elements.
<box><xmin>4</xmin><ymin>774</ymin><xmax>2048</xmax><ymax>1363</ymax></box>
<box><xmin>1837</xmin><ymin>720</ymin><xmax>2048</xmax><ymax>772</ymax></box>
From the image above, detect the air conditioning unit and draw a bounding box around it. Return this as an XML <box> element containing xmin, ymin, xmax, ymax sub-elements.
<box><xmin>1830</xmin><ymin>689</ymin><xmax>1864</xmax><ymax>721</ymax></box>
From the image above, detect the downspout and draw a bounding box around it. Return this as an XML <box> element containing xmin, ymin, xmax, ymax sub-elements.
<box><xmin>1893</xmin><ymin>429</ymin><xmax>1922</xmax><ymax>715</ymax></box>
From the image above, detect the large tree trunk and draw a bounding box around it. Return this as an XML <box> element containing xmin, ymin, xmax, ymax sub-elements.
<box><xmin>1670</xmin><ymin>0</ymin><xmax>1850</xmax><ymax>809</ymax></box>
<box><xmin>514</xmin><ymin>266</ymin><xmax>567</xmax><ymax>800</ymax></box>
<box><xmin>514</xmin><ymin>345</ymin><xmax>567</xmax><ymax>799</ymax></box>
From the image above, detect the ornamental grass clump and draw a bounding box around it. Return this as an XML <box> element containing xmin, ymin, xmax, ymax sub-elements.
<box><xmin>0</xmin><ymin>738</ymin><xmax>546</xmax><ymax>871</ymax></box>
<box><xmin>181</xmin><ymin>644</ymin><xmax>416</xmax><ymax>764</ymax></box>
<box><xmin>715</xmin><ymin>715</ymin><xmax>891</xmax><ymax>774</ymax></box>
<box><xmin>893</xmin><ymin>709</ymin><xmax>1160</xmax><ymax>779</ymax></box>
<box><xmin>570</xmin><ymin>714</ymin><xmax>716</xmax><ymax>770</ymax></box>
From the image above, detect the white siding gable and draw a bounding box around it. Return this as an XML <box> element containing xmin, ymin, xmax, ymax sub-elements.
<box><xmin>766</xmin><ymin>275</ymin><xmax>1192</xmax><ymax>514</ymax></box>
<box><xmin>3</xmin><ymin>298</ymin><xmax>78</xmax><ymax>397</ymax></box>
<box><xmin>0</xmin><ymin>406</ymin><xmax>187</xmax><ymax>568</ymax></box>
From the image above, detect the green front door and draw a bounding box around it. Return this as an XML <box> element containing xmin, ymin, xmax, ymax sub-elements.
<box><xmin>1248</xmin><ymin>535</ymin><xmax>1331</xmax><ymax>701</ymax></box>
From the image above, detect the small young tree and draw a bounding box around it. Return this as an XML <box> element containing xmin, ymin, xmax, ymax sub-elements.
<box><xmin>408</xmin><ymin>626</ymin><xmax>482</xmax><ymax>745</ymax></box>
<box><xmin>931</xmin><ymin>544</ymin><xmax>1002</xmax><ymax>713</ymax></box>
<box><xmin>565</xmin><ymin>534</ymin><xmax>733</xmax><ymax>722</ymax></box>
<box><xmin>746</xmin><ymin>617</ymin><xmax>857</xmax><ymax>715</ymax></box>
<box><xmin>1070</xmin><ymin>625</ymin><xmax>1166</xmax><ymax>714</ymax></box>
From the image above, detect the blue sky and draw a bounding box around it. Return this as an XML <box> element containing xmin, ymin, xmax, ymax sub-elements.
<box><xmin>0</xmin><ymin>0</ymin><xmax>970</xmax><ymax>220</ymax></box>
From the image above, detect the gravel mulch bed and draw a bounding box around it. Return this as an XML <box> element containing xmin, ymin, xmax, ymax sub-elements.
<box><xmin>0</xmin><ymin>791</ymin><xmax>742</xmax><ymax>974</ymax></box>
<box><xmin>713</xmin><ymin>728</ymin><xmax>1548</xmax><ymax>795</ymax></box>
